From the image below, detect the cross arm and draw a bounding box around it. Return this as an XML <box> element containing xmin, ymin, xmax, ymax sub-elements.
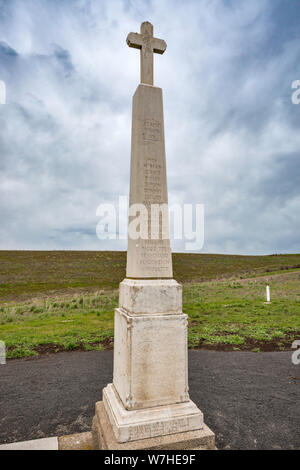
<box><xmin>126</xmin><ymin>32</ymin><xmax>143</xmax><ymax>50</ymax></box>
<box><xmin>152</xmin><ymin>38</ymin><xmax>167</xmax><ymax>55</ymax></box>
<box><xmin>126</xmin><ymin>33</ymin><xmax>167</xmax><ymax>54</ymax></box>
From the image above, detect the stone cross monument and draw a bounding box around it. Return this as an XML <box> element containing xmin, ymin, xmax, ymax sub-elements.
<box><xmin>92</xmin><ymin>21</ymin><xmax>215</xmax><ymax>450</ymax></box>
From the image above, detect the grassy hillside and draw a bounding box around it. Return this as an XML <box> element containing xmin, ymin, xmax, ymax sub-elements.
<box><xmin>1</xmin><ymin>250</ymin><xmax>300</xmax><ymax>302</ymax></box>
<box><xmin>0</xmin><ymin>251</ymin><xmax>300</xmax><ymax>358</ymax></box>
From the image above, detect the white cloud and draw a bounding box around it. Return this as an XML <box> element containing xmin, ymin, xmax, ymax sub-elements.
<box><xmin>0</xmin><ymin>0</ymin><xmax>300</xmax><ymax>253</ymax></box>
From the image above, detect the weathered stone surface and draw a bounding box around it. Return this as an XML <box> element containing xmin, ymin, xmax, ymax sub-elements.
<box><xmin>113</xmin><ymin>308</ymin><xmax>189</xmax><ymax>410</ymax></box>
<box><xmin>58</xmin><ymin>432</ymin><xmax>93</xmax><ymax>450</ymax></box>
<box><xmin>92</xmin><ymin>401</ymin><xmax>214</xmax><ymax>450</ymax></box>
<box><xmin>119</xmin><ymin>278</ymin><xmax>182</xmax><ymax>314</ymax></box>
<box><xmin>126</xmin><ymin>83</ymin><xmax>173</xmax><ymax>279</ymax></box>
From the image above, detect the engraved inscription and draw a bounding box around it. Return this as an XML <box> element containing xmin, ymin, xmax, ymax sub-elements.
<box><xmin>139</xmin><ymin>240</ymin><xmax>171</xmax><ymax>272</ymax></box>
<box><xmin>143</xmin><ymin>158</ymin><xmax>163</xmax><ymax>204</ymax></box>
<box><xmin>141</xmin><ymin>119</ymin><xmax>161</xmax><ymax>142</ymax></box>
<box><xmin>136</xmin><ymin>153</ymin><xmax>172</xmax><ymax>275</ymax></box>
<box><xmin>129</xmin><ymin>418</ymin><xmax>189</xmax><ymax>440</ymax></box>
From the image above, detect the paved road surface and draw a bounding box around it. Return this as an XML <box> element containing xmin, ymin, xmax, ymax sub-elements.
<box><xmin>0</xmin><ymin>350</ymin><xmax>299</xmax><ymax>449</ymax></box>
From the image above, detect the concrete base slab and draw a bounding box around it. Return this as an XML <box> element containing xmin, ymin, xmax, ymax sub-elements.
<box><xmin>0</xmin><ymin>436</ymin><xmax>58</xmax><ymax>450</ymax></box>
<box><xmin>92</xmin><ymin>401</ymin><xmax>215</xmax><ymax>450</ymax></box>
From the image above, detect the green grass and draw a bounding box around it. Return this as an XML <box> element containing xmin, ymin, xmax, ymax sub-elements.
<box><xmin>184</xmin><ymin>272</ymin><xmax>300</xmax><ymax>350</ymax></box>
<box><xmin>0</xmin><ymin>292</ymin><xmax>116</xmax><ymax>358</ymax></box>
<box><xmin>0</xmin><ymin>263</ymin><xmax>299</xmax><ymax>358</ymax></box>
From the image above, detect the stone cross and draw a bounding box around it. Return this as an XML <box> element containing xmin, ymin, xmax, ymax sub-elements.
<box><xmin>126</xmin><ymin>21</ymin><xmax>167</xmax><ymax>86</ymax></box>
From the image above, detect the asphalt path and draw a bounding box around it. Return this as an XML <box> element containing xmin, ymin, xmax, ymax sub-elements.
<box><xmin>0</xmin><ymin>350</ymin><xmax>299</xmax><ymax>449</ymax></box>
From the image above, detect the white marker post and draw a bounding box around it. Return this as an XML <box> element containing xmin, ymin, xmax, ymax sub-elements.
<box><xmin>266</xmin><ymin>285</ymin><xmax>271</xmax><ymax>303</ymax></box>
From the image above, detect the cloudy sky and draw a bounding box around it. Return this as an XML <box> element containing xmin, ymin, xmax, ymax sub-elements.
<box><xmin>0</xmin><ymin>0</ymin><xmax>299</xmax><ymax>254</ymax></box>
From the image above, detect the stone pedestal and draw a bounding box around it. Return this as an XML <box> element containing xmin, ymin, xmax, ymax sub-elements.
<box><xmin>92</xmin><ymin>280</ymin><xmax>215</xmax><ymax>450</ymax></box>
<box><xmin>115</xmin><ymin>279</ymin><xmax>186</xmax><ymax>410</ymax></box>
<box><xmin>113</xmin><ymin>308</ymin><xmax>189</xmax><ymax>410</ymax></box>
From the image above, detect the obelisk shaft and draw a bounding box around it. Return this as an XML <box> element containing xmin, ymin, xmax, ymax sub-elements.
<box><xmin>126</xmin><ymin>84</ymin><xmax>173</xmax><ymax>278</ymax></box>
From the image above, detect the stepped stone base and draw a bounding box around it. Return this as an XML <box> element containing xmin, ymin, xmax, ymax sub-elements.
<box><xmin>102</xmin><ymin>383</ymin><xmax>203</xmax><ymax>443</ymax></box>
<box><xmin>92</xmin><ymin>400</ymin><xmax>215</xmax><ymax>450</ymax></box>
<box><xmin>92</xmin><ymin>277</ymin><xmax>215</xmax><ymax>450</ymax></box>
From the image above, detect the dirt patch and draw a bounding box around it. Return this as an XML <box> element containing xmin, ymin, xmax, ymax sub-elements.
<box><xmin>7</xmin><ymin>332</ymin><xmax>299</xmax><ymax>359</ymax></box>
<box><xmin>194</xmin><ymin>331</ymin><xmax>300</xmax><ymax>352</ymax></box>
<box><xmin>7</xmin><ymin>337</ymin><xmax>114</xmax><ymax>359</ymax></box>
